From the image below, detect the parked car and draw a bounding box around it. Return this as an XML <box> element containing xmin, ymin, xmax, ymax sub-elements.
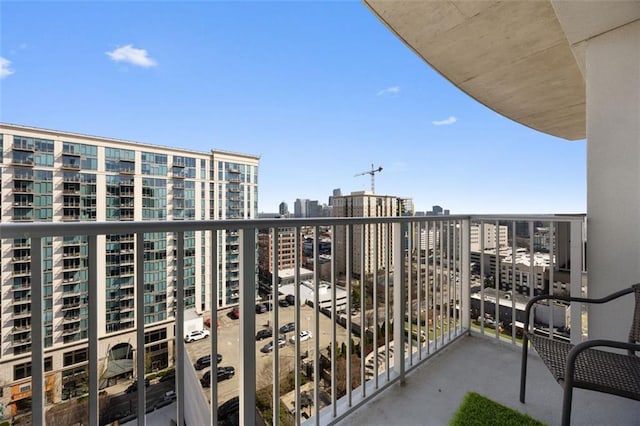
<box><xmin>184</xmin><ymin>329</ymin><xmax>210</xmax><ymax>343</ymax></box>
<box><xmin>196</xmin><ymin>354</ymin><xmax>222</xmax><ymax>369</ymax></box>
<box><xmin>260</xmin><ymin>338</ymin><xmax>286</xmax><ymax>353</ymax></box>
<box><xmin>162</xmin><ymin>390</ymin><xmax>176</xmax><ymax>402</ymax></box>
<box><xmin>230</xmin><ymin>306</ymin><xmax>240</xmax><ymax>319</ymax></box>
<box><xmin>125</xmin><ymin>378</ymin><xmax>150</xmax><ymax>393</ymax></box>
<box><xmin>159</xmin><ymin>369</ymin><xmax>175</xmax><ymax>382</ymax></box>
<box><xmin>218</xmin><ymin>396</ymin><xmax>240</xmax><ymax>421</ymax></box>
<box><xmin>290</xmin><ymin>330</ymin><xmax>312</xmax><ymax>343</ymax></box>
<box><xmin>201</xmin><ymin>366</ymin><xmax>235</xmax><ymax>387</ymax></box>
<box><xmin>262</xmin><ymin>301</ymin><xmax>273</xmax><ymax>311</ymax></box>
<box><xmin>278</xmin><ymin>298</ymin><xmax>290</xmax><ymax>307</ymax></box>
<box><xmin>285</xmin><ymin>294</ymin><xmax>295</xmax><ymax>305</ymax></box>
<box><xmin>255</xmin><ymin>303</ymin><xmax>267</xmax><ymax>314</ymax></box>
<box><xmin>279</xmin><ymin>322</ymin><xmax>295</xmax><ymax>334</ymax></box>
<box><xmin>256</xmin><ymin>328</ymin><xmax>273</xmax><ymax>341</ymax></box>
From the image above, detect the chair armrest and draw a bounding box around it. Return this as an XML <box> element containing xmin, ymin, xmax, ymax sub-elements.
<box><xmin>565</xmin><ymin>339</ymin><xmax>640</xmax><ymax>383</ymax></box>
<box><xmin>523</xmin><ymin>286</ymin><xmax>637</xmax><ymax>333</ymax></box>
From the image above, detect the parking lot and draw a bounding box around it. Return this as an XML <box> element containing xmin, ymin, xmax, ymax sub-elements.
<box><xmin>185</xmin><ymin>301</ymin><xmax>357</xmax><ymax>405</ymax></box>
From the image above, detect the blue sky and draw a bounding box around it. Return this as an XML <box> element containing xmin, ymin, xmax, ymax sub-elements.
<box><xmin>0</xmin><ymin>1</ymin><xmax>586</xmax><ymax>214</ymax></box>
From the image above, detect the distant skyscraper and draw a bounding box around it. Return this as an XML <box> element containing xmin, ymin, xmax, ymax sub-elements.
<box><xmin>279</xmin><ymin>201</ymin><xmax>289</xmax><ymax>216</ymax></box>
<box><xmin>333</xmin><ymin>191</ymin><xmax>410</xmax><ymax>276</ymax></box>
<box><xmin>328</xmin><ymin>188</ymin><xmax>342</xmax><ymax>206</ymax></box>
<box><xmin>309</xmin><ymin>200</ymin><xmax>320</xmax><ymax>217</ymax></box>
<box><xmin>294</xmin><ymin>198</ymin><xmax>309</xmax><ymax>218</ymax></box>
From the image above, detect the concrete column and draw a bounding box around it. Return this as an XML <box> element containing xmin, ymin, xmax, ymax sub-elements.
<box><xmin>586</xmin><ymin>20</ymin><xmax>640</xmax><ymax>341</ymax></box>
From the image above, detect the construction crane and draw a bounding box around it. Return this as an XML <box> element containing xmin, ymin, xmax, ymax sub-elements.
<box><xmin>354</xmin><ymin>164</ymin><xmax>383</xmax><ymax>194</ymax></box>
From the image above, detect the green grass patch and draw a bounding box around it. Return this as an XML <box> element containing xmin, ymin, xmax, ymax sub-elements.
<box><xmin>450</xmin><ymin>392</ymin><xmax>545</xmax><ymax>426</ymax></box>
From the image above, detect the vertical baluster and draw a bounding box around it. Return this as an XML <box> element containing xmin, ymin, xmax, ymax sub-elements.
<box><xmin>330</xmin><ymin>225</ymin><xmax>337</xmax><ymax>418</ymax></box>
<box><xmin>31</xmin><ymin>237</ymin><xmax>44</xmax><ymax>426</ymax></box>
<box><xmin>372</xmin><ymin>223</ymin><xmax>379</xmax><ymax>385</ymax></box>
<box><xmin>239</xmin><ymin>228</ymin><xmax>256</xmax><ymax>426</ymax></box>
<box><xmin>345</xmin><ymin>224</ymin><xmax>352</xmax><ymax>407</ymax></box>
<box><xmin>360</xmin><ymin>224</ymin><xmax>366</xmax><ymax>398</ymax></box>
<box><xmin>392</xmin><ymin>222</ymin><xmax>406</xmax><ymax>383</ymax></box>
<box><xmin>570</xmin><ymin>220</ymin><xmax>582</xmax><ymax>345</ymax></box>
<box><xmin>210</xmin><ymin>229</ymin><xmax>218</xmax><ymax>426</ymax></box>
<box><xmin>177</xmin><ymin>232</ymin><xmax>186</xmax><ymax>426</ymax></box>
<box><xmin>272</xmin><ymin>227</ymin><xmax>280</xmax><ymax>426</ymax></box>
<box><xmin>384</xmin><ymin>223</ymin><xmax>390</xmax><ymax>381</ymax></box>
<box><xmin>313</xmin><ymin>225</ymin><xmax>320</xmax><ymax>425</ymax></box>
<box><xmin>135</xmin><ymin>233</ymin><xmax>146</xmax><ymax>426</ymax></box>
<box><xmin>416</xmin><ymin>222</ymin><xmax>422</xmax><ymax>357</ymax></box>
<box><xmin>294</xmin><ymin>226</ymin><xmax>302</xmax><ymax>424</ymax></box>
<box><xmin>88</xmin><ymin>235</ymin><xmax>99</xmax><ymax>426</ymax></box>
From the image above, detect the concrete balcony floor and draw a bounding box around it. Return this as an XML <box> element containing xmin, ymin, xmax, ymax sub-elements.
<box><xmin>337</xmin><ymin>334</ymin><xmax>639</xmax><ymax>426</ymax></box>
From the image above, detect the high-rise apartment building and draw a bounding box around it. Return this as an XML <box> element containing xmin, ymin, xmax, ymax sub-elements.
<box><xmin>333</xmin><ymin>191</ymin><xmax>409</xmax><ymax>277</ymax></box>
<box><xmin>470</xmin><ymin>223</ymin><xmax>508</xmax><ymax>252</ymax></box>
<box><xmin>293</xmin><ymin>198</ymin><xmax>308</xmax><ymax>218</ymax></box>
<box><xmin>0</xmin><ymin>123</ymin><xmax>258</xmax><ymax>414</ymax></box>
<box><xmin>257</xmin><ymin>227</ymin><xmax>301</xmax><ymax>284</ymax></box>
<box><xmin>278</xmin><ymin>201</ymin><xmax>289</xmax><ymax>217</ymax></box>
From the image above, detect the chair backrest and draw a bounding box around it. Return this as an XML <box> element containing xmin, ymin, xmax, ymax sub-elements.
<box><xmin>630</xmin><ymin>284</ymin><xmax>640</xmax><ymax>344</ymax></box>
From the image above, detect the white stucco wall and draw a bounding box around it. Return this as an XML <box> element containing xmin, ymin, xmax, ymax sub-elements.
<box><xmin>586</xmin><ymin>19</ymin><xmax>640</xmax><ymax>341</ymax></box>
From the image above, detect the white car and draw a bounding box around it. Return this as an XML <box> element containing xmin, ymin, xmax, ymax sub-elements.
<box><xmin>290</xmin><ymin>330</ymin><xmax>312</xmax><ymax>343</ymax></box>
<box><xmin>184</xmin><ymin>329</ymin><xmax>210</xmax><ymax>343</ymax></box>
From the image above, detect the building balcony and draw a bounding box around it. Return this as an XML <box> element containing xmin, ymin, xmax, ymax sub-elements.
<box><xmin>61</xmin><ymin>162</ymin><xmax>81</xmax><ymax>171</ymax></box>
<box><xmin>62</xmin><ymin>314</ymin><xmax>81</xmax><ymax>324</ymax></box>
<box><xmin>61</xmin><ymin>326</ymin><xmax>82</xmax><ymax>336</ymax></box>
<box><xmin>12</xmin><ymin>310</ymin><xmax>32</xmax><ymax>320</ymax></box>
<box><xmin>12</xmin><ymin>158</ymin><xmax>35</xmax><ymax>167</ymax></box>
<box><xmin>13</xmin><ymin>295</ymin><xmax>32</xmax><ymax>305</ymax></box>
<box><xmin>12</xmin><ymin>324</ymin><xmax>31</xmax><ymax>333</ymax></box>
<box><xmin>12</xmin><ymin>336</ymin><xmax>32</xmax><ymax>347</ymax></box>
<box><xmin>2</xmin><ymin>214</ymin><xmax>636</xmax><ymax>426</ymax></box>
<box><xmin>12</xmin><ymin>141</ymin><xmax>35</xmax><ymax>151</ymax></box>
<box><xmin>62</xmin><ymin>175</ymin><xmax>82</xmax><ymax>183</ymax></box>
<box><xmin>13</xmin><ymin>186</ymin><xmax>34</xmax><ymax>194</ymax></box>
<box><xmin>12</xmin><ymin>269</ymin><xmax>31</xmax><ymax>277</ymax></box>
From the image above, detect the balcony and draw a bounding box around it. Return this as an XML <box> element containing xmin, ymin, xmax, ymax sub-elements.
<box><xmin>1</xmin><ymin>215</ymin><xmax>636</xmax><ymax>426</ymax></box>
<box><xmin>13</xmin><ymin>186</ymin><xmax>34</xmax><ymax>194</ymax></box>
<box><xmin>61</xmin><ymin>161</ymin><xmax>81</xmax><ymax>171</ymax></box>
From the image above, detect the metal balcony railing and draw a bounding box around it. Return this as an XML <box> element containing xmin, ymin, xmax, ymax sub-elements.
<box><xmin>0</xmin><ymin>214</ymin><xmax>585</xmax><ymax>426</ymax></box>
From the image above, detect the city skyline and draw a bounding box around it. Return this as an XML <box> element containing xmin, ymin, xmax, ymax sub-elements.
<box><xmin>1</xmin><ymin>1</ymin><xmax>587</xmax><ymax>214</ymax></box>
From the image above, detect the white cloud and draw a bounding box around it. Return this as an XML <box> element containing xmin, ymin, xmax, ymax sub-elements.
<box><xmin>106</xmin><ymin>45</ymin><xmax>157</xmax><ymax>68</ymax></box>
<box><xmin>0</xmin><ymin>57</ymin><xmax>15</xmax><ymax>79</ymax></box>
<box><xmin>432</xmin><ymin>116</ymin><xmax>457</xmax><ymax>126</ymax></box>
<box><xmin>376</xmin><ymin>86</ymin><xmax>400</xmax><ymax>96</ymax></box>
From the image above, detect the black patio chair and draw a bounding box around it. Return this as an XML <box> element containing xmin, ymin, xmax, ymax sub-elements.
<box><xmin>519</xmin><ymin>283</ymin><xmax>640</xmax><ymax>426</ymax></box>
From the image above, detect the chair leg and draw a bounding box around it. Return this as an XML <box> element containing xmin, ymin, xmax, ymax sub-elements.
<box><xmin>561</xmin><ymin>380</ymin><xmax>574</xmax><ymax>426</ymax></box>
<box><xmin>520</xmin><ymin>334</ymin><xmax>528</xmax><ymax>403</ymax></box>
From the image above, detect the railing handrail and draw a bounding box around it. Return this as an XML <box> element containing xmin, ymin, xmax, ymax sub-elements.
<box><xmin>0</xmin><ymin>214</ymin><xmax>586</xmax><ymax>239</ymax></box>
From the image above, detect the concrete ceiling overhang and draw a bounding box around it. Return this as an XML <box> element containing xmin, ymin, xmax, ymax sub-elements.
<box><xmin>364</xmin><ymin>0</ymin><xmax>587</xmax><ymax>140</ymax></box>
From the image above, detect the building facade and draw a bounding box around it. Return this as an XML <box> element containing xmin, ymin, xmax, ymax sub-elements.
<box><xmin>333</xmin><ymin>191</ymin><xmax>407</xmax><ymax>277</ymax></box>
<box><xmin>257</xmin><ymin>227</ymin><xmax>301</xmax><ymax>284</ymax></box>
<box><xmin>0</xmin><ymin>124</ymin><xmax>258</xmax><ymax>415</ymax></box>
